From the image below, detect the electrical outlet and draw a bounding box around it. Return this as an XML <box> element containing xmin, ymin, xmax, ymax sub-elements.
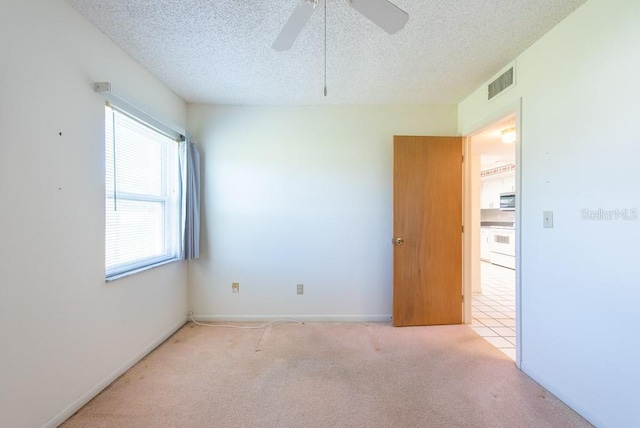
<box><xmin>232</xmin><ymin>282</ymin><xmax>240</xmax><ymax>293</ymax></box>
<box><xmin>297</xmin><ymin>284</ymin><xmax>304</xmax><ymax>295</ymax></box>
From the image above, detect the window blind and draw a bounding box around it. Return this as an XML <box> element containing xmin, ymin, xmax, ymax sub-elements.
<box><xmin>105</xmin><ymin>105</ymin><xmax>181</xmax><ymax>278</ymax></box>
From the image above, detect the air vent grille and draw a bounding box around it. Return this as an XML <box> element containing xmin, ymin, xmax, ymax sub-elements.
<box><xmin>488</xmin><ymin>67</ymin><xmax>514</xmax><ymax>100</ymax></box>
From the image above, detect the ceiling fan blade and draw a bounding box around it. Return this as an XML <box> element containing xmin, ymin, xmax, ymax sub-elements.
<box><xmin>348</xmin><ymin>0</ymin><xmax>409</xmax><ymax>34</ymax></box>
<box><xmin>272</xmin><ymin>0</ymin><xmax>317</xmax><ymax>51</ymax></box>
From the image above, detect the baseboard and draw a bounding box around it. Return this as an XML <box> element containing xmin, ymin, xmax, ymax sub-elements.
<box><xmin>519</xmin><ymin>361</ymin><xmax>600</xmax><ymax>427</ymax></box>
<box><xmin>42</xmin><ymin>316</ymin><xmax>187</xmax><ymax>428</ymax></box>
<box><xmin>192</xmin><ymin>314</ymin><xmax>393</xmax><ymax>323</ymax></box>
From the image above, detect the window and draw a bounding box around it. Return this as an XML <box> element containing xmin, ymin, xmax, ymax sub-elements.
<box><xmin>105</xmin><ymin>105</ymin><xmax>181</xmax><ymax>279</ymax></box>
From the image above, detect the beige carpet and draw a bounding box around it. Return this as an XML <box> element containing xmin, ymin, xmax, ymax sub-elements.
<box><xmin>62</xmin><ymin>322</ymin><xmax>591</xmax><ymax>428</ymax></box>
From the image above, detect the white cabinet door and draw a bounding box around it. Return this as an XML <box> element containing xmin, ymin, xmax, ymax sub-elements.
<box><xmin>502</xmin><ymin>173</ymin><xmax>516</xmax><ymax>193</ymax></box>
<box><xmin>480</xmin><ymin>228</ymin><xmax>491</xmax><ymax>261</ymax></box>
<box><xmin>481</xmin><ymin>178</ymin><xmax>502</xmax><ymax>209</ymax></box>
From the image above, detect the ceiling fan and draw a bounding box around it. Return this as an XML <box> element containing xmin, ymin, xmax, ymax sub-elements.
<box><xmin>272</xmin><ymin>0</ymin><xmax>409</xmax><ymax>51</ymax></box>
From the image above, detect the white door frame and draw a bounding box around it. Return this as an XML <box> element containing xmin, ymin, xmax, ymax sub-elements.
<box><xmin>461</xmin><ymin>98</ymin><xmax>523</xmax><ymax>368</ymax></box>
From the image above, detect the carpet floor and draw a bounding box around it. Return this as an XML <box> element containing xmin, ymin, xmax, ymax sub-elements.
<box><xmin>61</xmin><ymin>322</ymin><xmax>591</xmax><ymax>427</ymax></box>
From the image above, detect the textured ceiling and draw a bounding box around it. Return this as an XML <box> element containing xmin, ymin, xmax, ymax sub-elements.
<box><xmin>66</xmin><ymin>0</ymin><xmax>586</xmax><ymax>105</ymax></box>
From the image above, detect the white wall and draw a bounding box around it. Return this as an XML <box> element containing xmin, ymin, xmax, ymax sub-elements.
<box><xmin>187</xmin><ymin>105</ymin><xmax>457</xmax><ymax>321</ymax></box>
<box><xmin>0</xmin><ymin>1</ymin><xmax>188</xmax><ymax>427</ymax></box>
<box><xmin>458</xmin><ymin>0</ymin><xmax>640</xmax><ymax>426</ymax></box>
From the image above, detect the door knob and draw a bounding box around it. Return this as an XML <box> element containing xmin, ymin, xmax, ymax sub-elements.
<box><xmin>393</xmin><ymin>237</ymin><xmax>404</xmax><ymax>245</ymax></box>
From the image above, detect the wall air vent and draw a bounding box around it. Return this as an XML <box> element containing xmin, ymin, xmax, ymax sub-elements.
<box><xmin>488</xmin><ymin>67</ymin><xmax>514</xmax><ymax>100</ymax></box>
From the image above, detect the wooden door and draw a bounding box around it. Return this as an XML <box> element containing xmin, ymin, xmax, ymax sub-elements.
<box><xmin>393</xmin><ymin>136</ymin><xmax>463</xmax><ymax>326</ymax></box>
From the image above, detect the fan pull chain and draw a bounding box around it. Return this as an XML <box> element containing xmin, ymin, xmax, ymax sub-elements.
<box><xmin>324</xmin><ymin>0</ymin><xmax>327</xmax><ymax>96</ymax></box>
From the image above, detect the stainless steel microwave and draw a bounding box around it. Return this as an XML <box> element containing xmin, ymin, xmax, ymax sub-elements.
<box><xmin>500</xmin><ymin>192</ymin><xmax>516</xmax><ymax>210</ymax></box>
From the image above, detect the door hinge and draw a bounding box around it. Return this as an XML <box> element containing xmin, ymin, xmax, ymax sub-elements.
<box><xmin>462</xmin><ymin>294</ymin><xmax>464</xmax><ymax>302</ymax></box>
<box><xmin>462</xmin><ymin>225</ymin><xmax>464</xmax><ymax>233</ymax></box>
<box><xmin>462</xmin><ymin>155</ymin><xmax>464</xmax><ymax>163</ymax></box>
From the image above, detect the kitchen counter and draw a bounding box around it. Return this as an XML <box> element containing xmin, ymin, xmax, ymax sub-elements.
<box><xmin>481</xmin><ymin>221</ymin><xmax>514</xmax><ymax>228</ymax></box>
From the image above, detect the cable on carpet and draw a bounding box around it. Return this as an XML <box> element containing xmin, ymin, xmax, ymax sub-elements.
<box><xmin>189</xmin><ymin>312</ymin><xmax>304</xmax><ymax>329</ymax></box>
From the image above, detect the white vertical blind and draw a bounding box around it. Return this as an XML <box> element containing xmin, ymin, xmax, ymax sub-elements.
<box><xmin>105</xmin><ymin>105</ymin><xmax>181</xmax><ymax>278</ymax></box>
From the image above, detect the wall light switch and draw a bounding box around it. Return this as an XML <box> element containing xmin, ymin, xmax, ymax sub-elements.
<box><xmin>543</xmin><ymin>211</ymin><xmax>553</xmax><ymax>228</ymax></box>
<box><xmin>297</xmin><ymin>284</ymin><xmax>304</xmax><ymax>295</ymax></box>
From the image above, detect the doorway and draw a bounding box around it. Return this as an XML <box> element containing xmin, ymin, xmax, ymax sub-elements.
<box><xmin>462</xmin><ymin>108</ymin><xmax>520</xmax><ymax>364</ymax></box>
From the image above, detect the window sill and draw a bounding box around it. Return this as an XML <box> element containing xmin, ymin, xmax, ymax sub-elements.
<box><xmin>105</xmin><ymin>257</ymin><xmax>182</xmax><ymax>282</ymax></box>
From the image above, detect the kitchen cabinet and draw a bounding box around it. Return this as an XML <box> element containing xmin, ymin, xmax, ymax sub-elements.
<box><xmin>502</xmin><ymin>174</ymin><xmax>516</xmax><ymax>193</ymax></box>
<box><xmin>481</xmin><ymin>172</ymin><xmax>515</xmax><ymax>209</ymax></box>
<box><xmin>481</xmin><ymin>178</ymin><xmax>501</xmax><ymax>209</ymax></box>
<box><xmin>480</xmin><ymin>227</ymin><xmax>491</xmax><ymax>261</ymax></box>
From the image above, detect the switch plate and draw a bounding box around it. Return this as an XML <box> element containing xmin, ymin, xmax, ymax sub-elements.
<box><xmin>543</xmin><ymin>211</ymin><xmax>553</xmax><ymax>228</ymax></box>
<box><xmin>297</xmin><ymin>284</ymin><xmax>304</xmax><ymax>295</ymax></box>
<box><xmin>232</xmin><ymin>282</ymin><xmax>239</xmax><ymax>293</ymax></box>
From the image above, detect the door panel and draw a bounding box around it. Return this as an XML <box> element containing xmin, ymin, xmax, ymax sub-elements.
<box><xmin>393</xmin><ymin>136</ymin><xmax>463</xmax><ymax>326</ymax></box>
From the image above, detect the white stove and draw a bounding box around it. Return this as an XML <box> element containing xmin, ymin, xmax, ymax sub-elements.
<box><xmin>489</xmin><ymin>226</ymin><xmax>515</xmax><ymax>269</ymax></box>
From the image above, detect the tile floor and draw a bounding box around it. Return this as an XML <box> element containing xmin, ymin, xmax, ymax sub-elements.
<box><xmin>471</xmin><ymin>261</ymin><xmax>516</xmax><ymax>360</ymax></box>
